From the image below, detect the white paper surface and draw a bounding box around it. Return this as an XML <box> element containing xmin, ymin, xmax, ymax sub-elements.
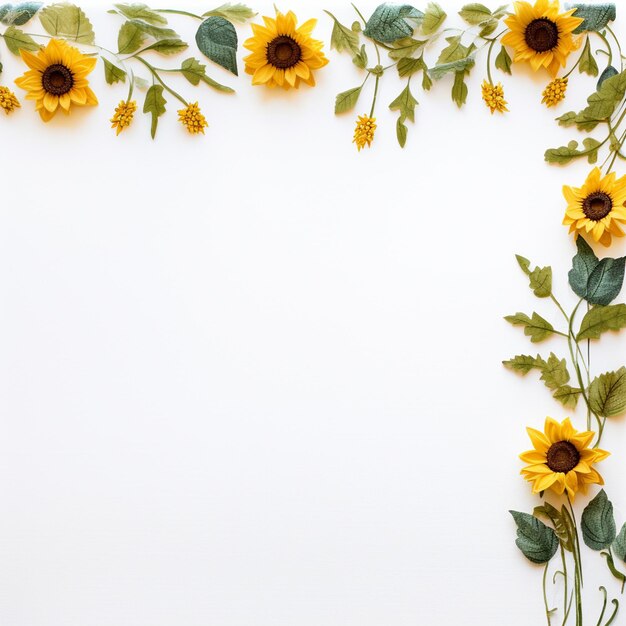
<box><xmin>1</xmin><ymin>1</ymin><xmax>626</xmax><ymax>624</ymax></box>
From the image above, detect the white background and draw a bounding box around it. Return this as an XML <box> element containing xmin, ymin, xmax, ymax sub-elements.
<box><xmin>1</xmin><ymin>1</ymin><xmax>626</xmax><ymax>624</ymax></box>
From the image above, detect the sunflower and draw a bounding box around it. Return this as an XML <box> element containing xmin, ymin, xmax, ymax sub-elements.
<box><xmin>563</xmin><ymin>167</ymin><xmax>626</xmax><ymax>246</ymax></box>
<box><xmin>501</xmin><ymin>0</ymin><xmax>583</xmax><ymax>77</ymax></box>
<box><xmin>14</xmin><ymin>38</ymin><xmax>98</xmax><ymax>122</ymax></box>
<box><xmin>243</xmin><ymin>9</ymin><xmax>328</xmax><ymax>89</ymax></box>
<box><xmin>520</xmin><ymin>417</ymin><xmax>609</xmax><ymax>500</ymax></box>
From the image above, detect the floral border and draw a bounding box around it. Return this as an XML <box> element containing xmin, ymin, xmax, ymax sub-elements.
<box><xmin>2</xmin><ymin>1</ymin><xmax>626</xmax><ymax>623</ymax></box>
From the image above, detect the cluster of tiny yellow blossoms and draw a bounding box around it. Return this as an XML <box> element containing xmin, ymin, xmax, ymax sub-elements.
<box><xmin>110</xmin><ymin>100</ymin><xmax>137</xmax><ymax>135</ymax></box>
<box><xmin>178</xmin><ymin>102</ymin><xmax>208</xmax><ymax>134</ymax></box>
<box><xmin>353</xmin><ymin>114</ymin><xmax>376</xmax><ymax>151</ymax></box>
<box><xmin>0</xmin><ymin>86</ymin><xmax>20</xmax><ymax>114</ymax></box>
<box><xmin>541</xmin><ymin>77</ymin><xmax>568</xmax><ymax>107</ymax></box>
<box><xmin>481</xmin><ymin>81</ymin><xmax>508</xmax><ymax>114</ymax></box>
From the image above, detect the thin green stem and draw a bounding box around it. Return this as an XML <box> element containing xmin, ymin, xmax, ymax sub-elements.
<box><xmin>606</xmin><ymin>26</ymin><xmax>624</xmax><ymax>72</ymax></box>
<box><xmin>369</xmin><ymin>74</ymin><xmax>380</xmax><ymax>118</ymax></box>
<box><xmin>134</xmin><ymin>56</ymin><xmax>187</xmax><ymax>106</ymax></box>
<box><xmin>486</xmin><ymin>37</ymin><xmax>496</xmax><ymax>84</ymax></box>
<box><xmin>596</xmin><ymin>31</ymin><xmax>613</xmax><ymax>67</ymax></box>
<box><xmin>597</xmin><ymin>587</ymin><xmax>609</xmax><ymax>626</ymax></box>
<box><xmin>351</xmin><ymin>3</ymin><xmax>368</xmax><ymax>27</ymax></box>
<box><xmin>559</xmin><ymin>544</ymin><xmax>570</xmax><ymax>626</ymax></box>
<box><xmin>604</xmin><ymin>599</ymin><xmax>620</xmax><ymax>626</ymax></box>
<box><xmin>155</xmin><ymin>8</ymin><xmax>203</xmax><ymax>19</ymax></box>
<box><xmin>543</xmin><ymin>562</ymin><xmax>554</xmax><ymax>626</ymax></box>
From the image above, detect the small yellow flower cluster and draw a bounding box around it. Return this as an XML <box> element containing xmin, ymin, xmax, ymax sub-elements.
<box><xmin>481</xmin><ymin>81</ymin><xmax>508</xmax><ymax>114</ymax></box>
<box><xmin>353</xmin><ymin>114</ymin><xmax>376</xmax><ymax>151</ymax></box>
<box><xmin>541</xmin><ymin>77</ymin><xmax>568</xmax><ymax>107</ymax></box>
<box><xmin>110</xmin><ymin>100</ymin><xmax>137</xmax><ymax>135</ymax></box>
<box><xmin>0</xmin><ymin>86</ymin><xmax>20</xmax><ymax>115</ymax></box>
<box><xmin>178</xmin><ymin>102</ymin><xmax>208</xmax><ymax>135</ymax></box>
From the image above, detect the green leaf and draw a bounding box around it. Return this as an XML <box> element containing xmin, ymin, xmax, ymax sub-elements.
<box><xmin>396</xmin><ymin>117</ymin><xmax>408</xmax><ymax>148</ymax></box>
<box><xmin>397</xmin><ymin>56</ymin><xmax>425</xmax><ymax>77</ymax></box>
<box><xmin>569</xmin><ymin>237</ymin><xmax>599</xmax><ymax>298</ymax></box>
<box><xmin>117</xmin><ymin>21</ymin><xmax>147</xmax><ymax>53</ymax></box>
<box><xmin>545</xmin><ymin>138</ymin><xmax>602</xmax><ymax>164</ymax></box>
<box><xmin>112</xmin><ymin>3</ymin><xmax>167</xmax><ymax>25</ymax></box>
<box><xmin>588</xmin><ymin>367</ymin><xmax>626</xmax><ymax>417</ymax></box>
<box><xmin>334</xmin><ymin>86</ymin><xmax>362</xmax><ymax>114</ymax></box>
<box><xmin>571</xmin><ymin>3</ymin><xmax>616</xmax><ymax>34</ymax></box>
<box><xmin>102</xmin><ymin>57</ymin><xmax>126</xmax><ymax>84</ymax></box>
<box><xmin>363</xmin><ymin>3</ymin><xmax>423</xmax><ymax>44</ymax></box>
<box><xmin>388</xmin><ymin>37</ymin><xmax>426</xmax><ymax>60</ymax></box>
<box><xmin>180</xmin><ymin>57</ymin><xmax>234</xmax><ymax>92</ymax></box>
<box><xmin>614</xmin><ymin>523</ymin><xmax>626</xmax><ymax>561</ymax></box>
<box><xmin>503</xmin><ymin>354</ymin><xmax>546</xmax><ymax>374</ymax></box>
<box><xmin>529</xmin><ymin>266</ymin><xmax>552</xmax><ymax>298</ymax></box>
<box><xmin>421</xmin><ymin>2</ymin><xmax>445</xmax><ymax>34</ymax></box>
<box><xmin>202</xmin><ymin>3</ymin><xmax>256</xmax><ymax>23</ymax></box>
<box><xmin>422</xmin><ymin>66</ymin><xmax>433</xmax><ymax>90</ymax></box>
<box><xmin>552</xmin><ymin>385</ymin><xmax>582</xmax><ymax>409</ymax></box>
<box><xmin>495</xmin><ymin>44</ymin><xmax>512</xmax><ymax>74</ymax></box>
<box><xmin>195</xmin><ymin>16</ymin><xmax>238</xmax><ymax>75</ymax></box>
<box><xmin>458</xmin><ymin>3</ymin><xmax>491</xmax><ymax>25</ymax></box>
<box><xmin>0</xmin><ymin>2</ymin><xmax>42</xmax><ymax>25</ymax></box>
<box><xmin>557</xmin><ymin>111</ymin><xmax>577</xmax><ymax>127</ymax></box>
<box><xmin>586</xmin><ymin>255</ymin><xmax>626</xmax><ymax>305</ymax></box>
<box><xmin>572</xmin><ymin>70</ymin><xmax>626</xmax><ymax>131</ymax></box>
<box><xmin>39</xmin><ymin>3</ymin><xmax>95</xmax><ymax>44</ymax></box>
<box><xmin>429</xmin><ymin>54</ymin><xmax>475</xmax><ymax>80</ymax></box>
<box><xmin>479</xmin><ymin>18</ymin><xmax>498</xmax><ymax>37</ymax></box>
<box><xmin>598</xmin><ymin>65</ymin><xmax>618</xmax><ymax>89</ymax></box>
<box><xmin>510</xmin><ymin>511</ymin><xmax>559</xmax><ymax>564</ymax></box>
<box><xmin>352</xmin><ymin>44</ymin><xmax>368</xmax><ymax>69</ymax></box>
<box><xmin>389</xmin><ymin>83</ymin><xmax>417</xmax><ymax>122</ymax></box>
<box><xmin>143</xmin><ymin>83</ymin><xmax>166</xmax><ymax>139</ymax></box>
<box><xmin>505</xmin><ymin>312</ymin><xmax>555</xmax><ymax>343</ymax></box>
<box><xmin>324</xmin><ymin>10</ymin><xmax>360</xmax><ymax>55</ymax></box>
<box><xmin>2</xmin><ymin>24</ymin><xmax>38</xmax><ymax>53</ymax></box>
<box><xmin>451</xmin><ymin>71</ymin><xmax>467</xmax><ymax>108</ymax></box>
<box><xmin>577</xmin><ymin>304</ymin><xmax>626</xmax><ymax>340</ymax></box>
<box><xmin>581</xmin><ymin>490</ymin><xmax>616</xmax><ymax>550</ymax></box>
<box><xmin>579</xmin><ymin>36</ymin><xmax>598</xmax><ymax>76</ymax></box>
<box><xmin>437</xmin><ymin>35</ymin><xmax>469</xmax><ymax>64</ymax></box>
<box><xmin>141</xmin><ymin>38</ymin><xmax>188</xmax><ymax>55</ymax></box>
<box><xmin>534</xmin><ymin>503</ymin><xmax>574</xmax><ymax>552</ymax></box>
<box><xmin>540</xmin><ymin>353</ymin><xmax>570</xmax><ymax>390</ymax></box>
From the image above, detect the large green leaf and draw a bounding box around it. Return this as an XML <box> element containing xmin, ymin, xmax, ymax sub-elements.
<box><xmin>586</xmin><ymin>256</ymin><xmax>626</xmax><ymax>305</ymax></box>
<box><xmin>458</xmin><ymin>3</ymin><xmax>491</xmax><ymax>25</ymax></box>
<box><xmin>577</xmin><ymin>304</ymin><xmax>626</xmax><ymax>340</ymax></box>
<box><xmin>195</xmin><ymin>16</ymin><xmax>238</xmax><ymax>75</ymax></box>
<box><xmin>324</xmin><ymin>10</ymin><xmax>360</xmax><ymax>55</ymax></box>
<box><xmin>389</xmin><ymin>83</ymin><xmax>417</xmax><ymax>122</ymax></box>
<box><xmin>571</xmin><ymin>70</ymin><xmax>626</xmax><ymax>131</ymax></box>
<box><xmin>180</xmin><ymin>57</ymin><xmax>234</xmax><ymax>92</ymax></box>
<box><xmin>503</xmin><ymin>354</ymin><xmax>545</xmax><ymax>374</ymax></box>
<box><xmin>0</xmin><ymin>2</ymin><xmax>42</xmax><ymax>25</ymax></box>
<box><xmin>614</xmin><ymin>523</ymin><xmax>626</xmax><ymax>561</ymax></box>
<box><xmin>579</xmin><ymin>36</ymin><xmax>598</xmax><ymax>76</ymax></box>
<box><xmin>504</xmin><ymin>312</ymin><xmax>555</xmax><ymax>343</ymax></box>
<box><xmin>112</xmin><ymin>3</ymin><xmax>167</xmax><ymax>25</ymax></box>
<box><xmin>588</xmin><ymin>367</ymin><xmax>626</xmax><ymax>418</ymax></box>
<box><xmin>510</xmin><ymin>511</ymin><xmax>559</xmax><ymax>564</ymax></box>
<box><xmin>117</xmin><ymin>20</ymin><xmax>146</xmax><ymax>53</ymax></box>
<box><xmin>3</xmin><ymin>24</ymin><xmax>38</xmax><ymax>53</ymax></box>
<box><xmin>571</xmin><ymin>3</ymin><xmax>616</xmax><ymax>34</ymax></box>
<box><xmin>143</xmin><ymin>83</ymin><xmax>166</xmax><ymax>139</ymax></box>
<box><xmin>421</xmin><ymin>2</ymin><xmax>445</xmax><ymax>34</ymax></box>
<box><xmin>569</xmin><ymin>237</ymin><xmax>599</xmax><ymax>298</ymax></box>
<box><xmin>102</xmin><ymin>57</ymin><xmax>126</xmax><ymax>84</ymax></box>
<box><xmin>581</xmin><ymin>490</ymin><xmax>616</xmax><ymax>551</ymax></box>
<box><xmin>539</xmin><ymin>353</ymin><xmax>570</xmax><ymax>390</ymax></box>
<box><xmin>363</xmin><ymin>3</ymin><xmax>423</xmax><ymax>44</ymax></box>
<box><xmin>39</xmin><ymin>3</ymin><xmax>95</xmax><ymax>44</ymax></box>
<box><xmin>495</xmin><ymin>45</ymin><xmax>512</xmax><ymax>74</ymax></box>
<box><xmin>334</xmin><ymin>86</ymin><xmax>362</xmax><ymax>114</ymax></box>
<box><xmin>545</xmin><ymin>138</ymin><xmax>602</xmax><ymax>164</ymax></box>
<box><xmin>203</xmin><ymin>3</ymin><xmax>256</xmax><ymax>23</ymax></box>
<box><xmin>534</xmin><ymin>503</ymin><xmax>574</xmax><ymax>552</ymax></box>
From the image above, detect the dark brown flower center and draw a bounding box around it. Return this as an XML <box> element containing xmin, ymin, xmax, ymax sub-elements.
<box><xmin>42</xmin><ymin>64</ymin><xmax>74</xmax><ymax>96</ymax></box>
<box><xmin>546</xmin><ymin>441</ymin><xmax>580</xmax><ymax>473</ymax></box>
<box><xmin>266</xmin><ymin>35</ymin><xmax>301</xmax><ymax>69</ymax></box>
<box><xmin>583</xmin><ymin>192</ymin><xmax>613</xmax><ymax>221</ymax></box>
<box><xmin>525</xmin><ymin>18</ymin><xmax>559</xmax><ymax>53</ymax></box>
